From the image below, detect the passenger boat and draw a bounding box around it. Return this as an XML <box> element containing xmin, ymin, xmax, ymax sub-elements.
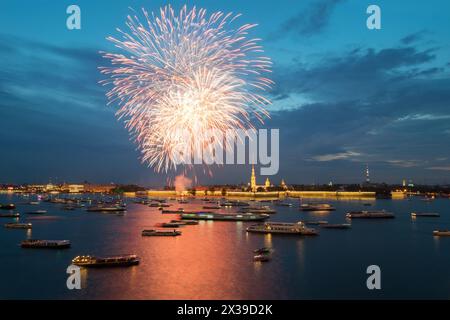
<box><xmin>72</xmin><ymin>254</ymin><xmax>140</xmax><ymax>267</ymax></box>
<box><xmin>0</xmin><ymin>204</ymin><xmax>16</xmax><ymax>210</ymax></box>
<box><xmin>433</xmin><ymin>230</ymin><xmax>450</xmax><ymax>237</ymax></box>
<box><xmin>300</xmin><ymin>204</ymin><xmax>336</xmax><ymax>211</ymax></box>
<box><xmin>142</xmin><ymin>229</ymin><xmax>182</xmax><ymax>236</ymax></box>
<box><xmin>254</xmin><ymin>247</ymin><xmax>272</xmax><ymax>254</ymax></box>
<box><xmin>4</xmin><ymin>223</ymin><xmax>32</xmax><ymax>229</ymax></box>
<box><xmin>246</xmin><ymin>221</ymin><xmax>318</xmax><ymax>235</ymax></box>
<box><xmin>411</xmin><ymin>212</ymin><xmax>440</xmax><ymax>217</ymax></box>
<box><xmin>239</xmin><ymin>206</ymin><xmax>276</xmax><ymax>214</ymax></box>
<box><xmin>21</xmin><ymin>240</ymin><xmax>71</xmax><ymax>249</ymax></box>
<box><xmin>181</xmin><ymin>212</ymin><xmax>270</xmax><ymax>222</ymax></box>
<box><xmin>86</xmin><ymin>206</ymin><xmax>126</xmax><ymax>213</ymax></box>
<box><xmin>0</xmin><ymin>213</ymin><xmax>20</xmax><ymax>218</ymax></box>
<box><xmin>321</xmin><ymin>223</ymin><xmax>352</xmax><ymax>229</ymax></box>
<box><xmin>25</xmin><ymin>210</ymin><xmax>47</xmax><ymax>214</ymax></box>
<box><xmin>346</xmin><ymin>211</ymin><xmax>395</xmax><ymax>219</ymax></box>
<box><xmin>253</xmin><ymin>254</ymin><xmax>271</xmax><ymax>262</ymax></box>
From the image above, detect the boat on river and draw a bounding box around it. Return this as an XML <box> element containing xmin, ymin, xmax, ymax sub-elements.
<box><xmin>181</xmin><ymin>212</ymin><xmax>270</xmax><ymax>222</ymax></box>
<box><xmin>72</xmin><ymin>254</ymin><xmax>140</xmax><ymax>267</ymax></box>
<box><xmin>21</xmin><ymin>240</ymin><xmax>71</xmax><ymax>249</ymax></box>
<box><xmin>411</xmin><ymin>212</ymin><xmax>440</xmax><ymax>217</ymax></box>
<box><xmin>0</xmin><ymin>213</ymin><xmax>20</xmax><ymax>218</ymax></box>
<box><xmin>142</xmin><ymin>229</ymin><xmax>182</xmax><ymax>236</ymax></box>
<box><xmin>346</xmin><ymin>211</ymin><xmax>394</xmax><ymax>219</ymax></box>
<box><xmin>300</xmin><ymin>204</ymin><xmax>336</xmax><ymax>211</ymax></box>
<box><xmin>246</xmin><ymin>221</ymin><xmax>318</xmax><ymax>235</ymax></box>
<box><xmin>4</xmin><ymin>223</ymin><xmax>32</xmax><ymax>229</ymax></box>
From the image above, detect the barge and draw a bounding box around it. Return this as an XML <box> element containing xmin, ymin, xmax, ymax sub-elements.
<box><xmin>180</xmin><ymin>212</ymin><xmax>270</xmax><ymax>221</ymax></box>
<box><xmin>72</xmin><ymin>254</ymin><xmax>140</xmax><ymax>267</ymax></box>
<box><xmin>246</xmin><ymin>221</ymin><xmax>318</xmax><ymax>235</ymax></box>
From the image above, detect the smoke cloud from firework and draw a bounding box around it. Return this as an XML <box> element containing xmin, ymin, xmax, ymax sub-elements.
<box><xmin>100</xmin><ymin>5</ymin><xmax>273</xmax><ymax>173</ymax></box>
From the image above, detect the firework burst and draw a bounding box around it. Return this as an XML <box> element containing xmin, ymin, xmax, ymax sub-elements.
<box><xmin>100</xmin><ymin>5</ymin><xmax>273</xmax><ymax>173</ymax></box>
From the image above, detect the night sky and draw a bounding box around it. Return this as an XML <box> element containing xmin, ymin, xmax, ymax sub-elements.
<box><xmin>1</xmin><ymin>0</ymin><xmax>450</xmax><ymax>186</ymax></box>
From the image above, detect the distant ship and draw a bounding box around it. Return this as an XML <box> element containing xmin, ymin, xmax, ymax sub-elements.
<box><xmin>72</xmin><ymin>254</ymin><xmax>140</xmax><ymax>267</ymax></box>
<box><xmin>0</xmin><ymin>213</ymin><xmax>20</xmax><ymax>218</ymax></box>
<box><xmin>433</xmin><ymin>230</ymin><xmax>450</xmax><ymax>237</ymax></box>
<box><xmin>300</xmin><ymin>204</ymin><xmax>336</xmax><ymax>211</ymax></box>
<box><xmin>411</xmin><ymin>212</ymin><xmax>440</xmax><ymax>217</ymax></box>
<box><xmin>142</xmin><ymin>229</ymin><xmax>182</xmax><ymax>236</ymax></box>
<box><xmin>25</xmin><ymin>210</ymin><xmax>47</xmax><ymax>214</ymax></box>
<box><xmin>239</xmin><ymin>206</ymin><xmax>276</xmax><ymax>214</ymax></box>
<box><xmin>21</xmin><ymin>240</ymin><xmax>71</xmax><ymax>249</ymax></box>
<box><xmin>86</xmin><ymin>206</ymin><xmax>126</xmax><ymax>213</ymax></box>
<box><xmin>346</xmin><ymin>211</ymin><xmax>395</xmax><ymax>219</ymax></box>
<box><xmin>246</xmin><ymin>221</ymin><xmax>318</xmax><ymax>235</ymax></box>
<box><xmin>180</xmin><ymin>212</ymin><xmax>270</xmax><ymax>221</ymax></box>
<box><xmin>4</xmin><ymin>223</ymin><xmax>32</xmax><ymax>229</ymax></box>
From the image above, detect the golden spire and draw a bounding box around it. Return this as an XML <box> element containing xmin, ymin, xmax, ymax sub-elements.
<box><xmin>250</xmin><ymin>164</ymin><xmax>256</xmax><ymax>192</ymax></box>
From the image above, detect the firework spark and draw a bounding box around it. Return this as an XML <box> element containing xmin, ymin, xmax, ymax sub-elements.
<box><xmin>100</xmin><ymin>5</ymin><xmax>273</xmax><ymax>173</ymax></box>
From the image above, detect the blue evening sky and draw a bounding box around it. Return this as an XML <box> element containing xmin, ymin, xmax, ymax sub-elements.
<box><xmin>1</xmin><ymin>0</ymin><xmax>450</xmax><ymax>186</ymax></box>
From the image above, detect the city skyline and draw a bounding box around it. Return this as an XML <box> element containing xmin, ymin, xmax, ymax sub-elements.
<box><xmin>1</xmin><ymin>0</ymin><xmax>450</xmax><ymax>185</ymax></box>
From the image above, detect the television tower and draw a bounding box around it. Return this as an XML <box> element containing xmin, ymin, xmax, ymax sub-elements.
<box><xmin>365</xmin><ymin>164</ymin><xmax>370</xmax><ymax>184</ymax></box>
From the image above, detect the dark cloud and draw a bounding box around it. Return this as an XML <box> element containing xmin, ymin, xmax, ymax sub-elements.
<box><xmin>401</xmin><ymin>30</ymin><xmax>428</xmax><ymax>45</ymax></box>
<box><xmin>272</xmin><ymin>45</ymin><xmax>438</xmax><ymax>101</ymax></box>
<box><xmin>273</xmin><ymin>0</ymin><xmax>345</xmax><ymax>38</ymax></box>
<box><xmin>266</xmin><ymin>38</ymin><xmax>450</xmax><ymax>183</ymax></box>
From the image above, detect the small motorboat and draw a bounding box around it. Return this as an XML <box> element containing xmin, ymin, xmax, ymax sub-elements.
<box><xmin>253</xmin><ymin>254</ymin><xmax>271</xmax><ymax>262</ymax></box>
<box><xmin>411</xmin><ymin>212</ymin><xmax>440</xmax><ymax>218</ymax></box>
<box><xmin>0</xmin><ymin>213</ymin><xmax>20</xmax><ymax>218</ymax></box>
<box><xmin>275</xmin><ymin>202</ymin><xmax>293</xmax><ymax>207</ymax></box>
<box><xmin>25</xmin><ymin>210</ymin><xmax>47</xmax><ymax>214</ymax></box>
<box><xmin>433</xmin><ymin>230</ymin><xmax>450</xmax><ymax>237</ymax></box>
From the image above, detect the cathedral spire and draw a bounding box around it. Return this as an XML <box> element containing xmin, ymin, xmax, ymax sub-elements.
<box><xmin>250</xmin><ymin>165</ymin><xmax>257</xmax><ymax>192</ymax></box>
